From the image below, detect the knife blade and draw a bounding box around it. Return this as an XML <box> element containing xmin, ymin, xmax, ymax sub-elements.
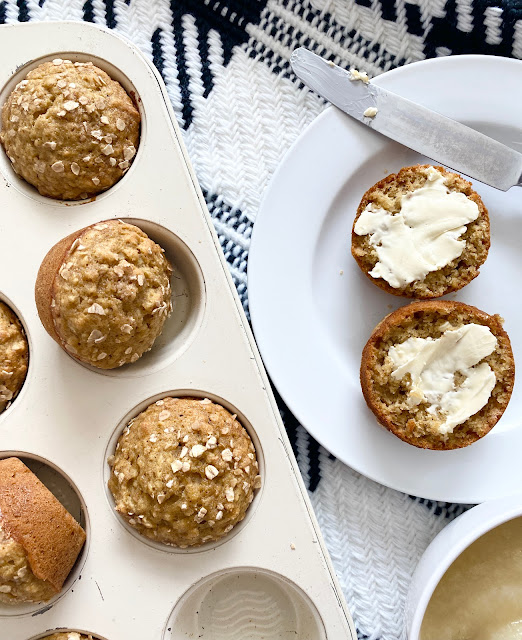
<box><xmin>290</xmin><ymin>48</ymin><xmax>522</xmax><ymax>192</ymax></box>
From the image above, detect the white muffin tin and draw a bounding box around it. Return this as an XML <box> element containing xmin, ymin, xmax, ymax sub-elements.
<box><xmin>0</xmin><ymin>21</ymin><xmax>355</xmax><ymax>640</ymax></box>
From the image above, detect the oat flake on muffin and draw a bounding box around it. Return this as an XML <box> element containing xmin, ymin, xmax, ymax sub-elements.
<box><xmin>108</xmin><ymin>397</ymin><xmax>261</xmax><ymax>547</ymax></box>
<box><xmin>0</xmin><ymin>59</ymin><xmax>140</xmax><ymax>200</ymax></box>
<box><xmin>35</xmin><ymin>220</ymin><xmax>173</xmax><ymax>369</ymax></box>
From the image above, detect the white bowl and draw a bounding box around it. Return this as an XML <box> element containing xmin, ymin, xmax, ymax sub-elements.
<box><xmin>406</xmin><ymin>494</ymin><xmax>522</xmax><ymax>639</ymax></box>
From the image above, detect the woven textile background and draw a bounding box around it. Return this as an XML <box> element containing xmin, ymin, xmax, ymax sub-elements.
<box><xmin>2</xmin><ymin>1</ymin><xmax>521</xmax><ymax>638</ymax></box>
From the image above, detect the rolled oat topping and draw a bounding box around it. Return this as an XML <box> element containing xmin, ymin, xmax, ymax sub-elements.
<box><xmin>47</xmin><ymin>220</ymin><xmax>172</xmax><ymax>369</ymax></box>
<box><xmin>0</xmin><ymin>60</ymin><xmax>140</xmax><ymax>200</ymax></box>
<box><xmin>108</xmin><ymin>398</ymin><xmax>260</xmax><ymax>547</ymax></box>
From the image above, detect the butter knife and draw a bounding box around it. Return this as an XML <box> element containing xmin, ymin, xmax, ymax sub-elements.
<box><xmin>290</xmin><ymin>48</ymin><xmax>522</xmax><ymax>191</ymax></box>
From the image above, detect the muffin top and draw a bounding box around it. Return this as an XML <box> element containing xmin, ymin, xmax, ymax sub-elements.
<box><xmin>0</xmin><ymin>302</ymin><xmax>28</xmax><ymax>413</ymax></box>
<box><xmin>0</xmin><ymin>59</ymin><xmax>140</xmax><ymax>200</ymax></box>
<box><xmin>360</xmin><ymin>301</ymin><xmax>515</xmax><ymax>450</ymax></box>
<box><xmin>352</xmin><ymin>165</ymin><xmax>490</xmax><ymax>299</ymax></box>
<box><xmin>41</xmin><ymin>220</ymin><xmax>172</xmax><ymax>369</ymax></box>
<box><xmin>108</xmin><ymin>397</ymin><xmax>261</xmax><ymax>547</ymax></box>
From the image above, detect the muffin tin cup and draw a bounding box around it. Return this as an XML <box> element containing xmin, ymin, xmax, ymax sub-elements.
<box><xmin>165</xmin><ymin>567</ymin><xmax>327</xmax><ymax>640</ymax></box>
<box><xmin>66</xmin><ymin>219</ymin><xmax>207</xmax><ymax>378</ymax></box>
<box><xmin>0</xmin><ymin>21</ymin><xmax>355</xmax><ymax>640</ymax></box>
<box><xmin>102</xmin><ymin>389</ymin><xmax>265</xmax><ymax>554</ymax></box>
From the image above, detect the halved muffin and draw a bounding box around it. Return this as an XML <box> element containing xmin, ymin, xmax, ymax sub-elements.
<box><xmin>352</xmin><ymin>165</ymin><xmax>490</xmax><ymax>298</ymax></box>
<box><xmin>360</xmin><ymin>301</ymin><xmax>514</xmax><ymax>450</ymax></box>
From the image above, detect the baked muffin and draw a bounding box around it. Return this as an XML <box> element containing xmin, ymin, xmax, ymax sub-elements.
<box><xmin>360</xmin><ymin>301</ymin><xmax>514</xmax><ymax>450</ymax></box>
<box><xmin>0</xmin><ymin>457</ymin><xmax>86</xmax><ymax>604</ymax></box>
<box><xmin>108</xmin><ymin>397</ymin><xmax>261</xmax><ymax>547</ymax></box>
<box><xmin>0</xmin><ymin>302</ymin><xmax>28</xmax><ymax>413</ymax></box>
<box><xmin>352</xmin><ymin>165</ymin><xmax>490</xmax><ymax>298</ymax></box>
<box><xmin>0</xmin><ymin>59</ymin><xmax>140</xmax><ymax>200</ymax></box>
<box><xmin>35</xmin><ymin>220</ymin><xmax>172</xmax><ymax>369</ymax></box>
<box><xmin>42</xmin><ymin>634</ymin><xmax>97</xmax><ymax>640</ymax></box>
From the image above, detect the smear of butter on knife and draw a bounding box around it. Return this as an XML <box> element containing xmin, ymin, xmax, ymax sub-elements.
<box><xmin>349</xmin><ymin>68</ymin><xmax>370</xmax><ymax>83</ymax></box>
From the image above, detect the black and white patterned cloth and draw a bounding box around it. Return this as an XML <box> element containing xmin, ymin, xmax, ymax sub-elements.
<box><xmin>2</xmin><ymin>1</ymin><xmax>521</xmax><ymax>637</ymax></box>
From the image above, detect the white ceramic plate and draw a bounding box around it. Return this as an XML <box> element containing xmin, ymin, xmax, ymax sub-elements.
<box><xmin>248</xmin><ymin>55</ymin><xmax>522</xmax><ymax>503</ymax></box>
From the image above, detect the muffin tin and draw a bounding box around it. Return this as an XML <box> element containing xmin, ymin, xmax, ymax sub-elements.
<box><xmin>0</xmin><ymin>21</ymin><xmax>355</xmax><ymax>640</ymax></box>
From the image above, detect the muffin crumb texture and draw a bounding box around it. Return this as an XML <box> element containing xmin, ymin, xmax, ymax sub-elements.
<box><xmin>360</xmin><ymin>301</ymin><xmax>515</xmax><ymax>450</ymax></box>
<box><xmin>0</xmin><ymin>301</ymin><xmax>28</xmax><ymax>413</ymax></box>
<box><xmin>0</xmin><ymin>59</ymin><xmax>140</xmax><ymax>200</ymax></box>
<box><xmin>0</xmin><ymin>457</ymin><xmax>86</xmax><ymax>604</ymax></box>
<box><xmin>0</xmin><ymin>526</ymin><xmax>55</xmax><ymax>604</ymax></box>
<box><xmin>352</xmin><ymin>165</ymin><xmax>490</xmax><ymax>298</ymax></box>
<box><xmin>40</xmin><ymin>220</ymin><xmax>172</xmax><ymax>369</ymax></box>
<box><xmin>108</xmin><ymin>397</ymin><xmax>261</xmax><ymax>547</ymax></box>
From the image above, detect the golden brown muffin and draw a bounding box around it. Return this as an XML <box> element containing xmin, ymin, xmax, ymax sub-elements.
<box><xmin>42</xmin><ymin>634</ymin><xmax>97</xmax><ymax>640</ymax></box>
<box><xmin>352</xmin><ymin>165</ymin><xmax>490</xmax><ymax>298</ymax></box>
<box><xmin>108</xmin><ymin>397</ymin><xmax>261</xmax><ymax>547</ymax></box>
<box><xmin>0</xmin><ymin>302</ymin><xmax>28</xmax><ymax>413</ymax></box>
<box><xmin>360</xmin><ymin>301</ymin><xmax>514</xmax><ymax>450</ymax></box>
<box><xmin>35</xmin><ymin>220</ymin><xmax>172</xmax><ymax>369</ymax></box>
<box><xmin>0</xmin><ymin>458</ymin><xmax>86</xmax><ymax>604</ymax></box>
<box><xmin>0</xmin><ymin>59</ymin><xmax>140</xmax><ymax>200</ymax></box>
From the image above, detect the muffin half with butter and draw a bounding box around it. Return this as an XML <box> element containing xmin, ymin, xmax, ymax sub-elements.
<box><xmin>360</xmin><ymin>301</ymin><xmax>514</xmax><ymax>450</ymax></box>
<box><xmin>35</xmin><ymin>220</ymin><xmax>172</xmax><ymax>369</ymax></box>
<box><xmin>352</xmin><ymin>165</ymin><xmax>490</xmax><ymax>298</ymax></box>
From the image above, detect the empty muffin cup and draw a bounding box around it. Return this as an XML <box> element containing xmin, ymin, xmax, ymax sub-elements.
<box><xmin>165</xmin><ymin>567</ymin><xmax>326</xmax><ymax>640</ymax></box>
